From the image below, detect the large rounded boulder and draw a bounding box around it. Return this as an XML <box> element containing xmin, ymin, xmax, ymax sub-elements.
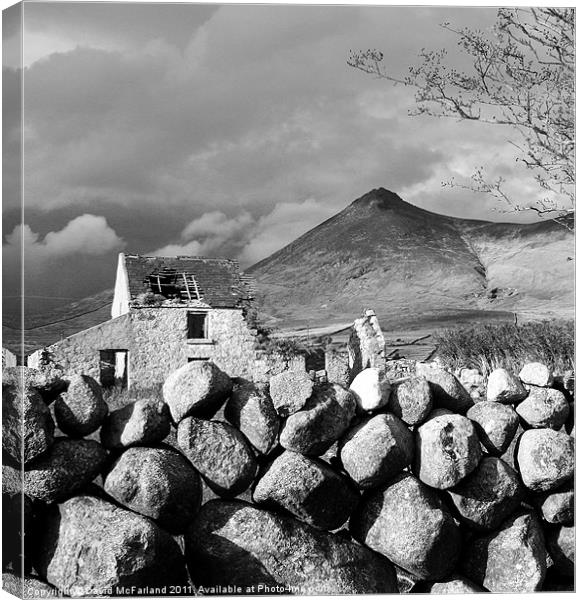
<box><xmin>253</xmin><ymin>450</ymin><xmax>358</xmax><ymax>530</ymax></box>
<box><xmin>414</xmin><ymin>413</ymin><xmax>482</xmax><ymax>489</ymax></box>
<box><xmin>461</xmin><ymin>511</ymin><xmax>547</xmax><ymax>592</ymax></box>
<box><xmin>224</xmin><ymin>381</ymin><xmax>280</xmax><ymax>454</ymax></box>
<box><xmin>100</xmin><ymin>398</ymin><xmax>171</xmax><ymax>449</ymax></box>
<box><xmin>184</xmin><ymin>499</ymin><xmax>398</xmax><ymax>594</ymax></box>
<box><xmin>269</xmin><ymin>370</ymin><xmax>314</xmax><ymax>417</ymax></box>
<box><xmin>535</xmin><ymin>483</ymin><xmax>574</xmax><ymax>524</ymax></box>
<box><xmin>3</xmin><ymin>464</ymin><xmax>35</xmax><ymax>572</ymax></box>
<box><xmin>519</xmin><ymin>362</ymin><xmax>554</xmax><ymax>387</ymax></box>
<box><xmin>24</xmin><ymin>438</ymin><xmax>108</xmax><ymax>504</ymax></box>
<box><xmin>388</xmin><ymin>376</ymin><xmax>433</xmax><ymax>425</ymax></box>
<box><xmin>486</xmin><ymin>368</ymin><xmax>528</xmax><ymax>403</ymax></box>
<box><xmin>163</xmin><ymin>361</ymin><xmax>232</xmax><ymax>422</ymax></box>
<box><xmin>466</xmin><ymin>401</ymin><xmax>519</xmax><ymax>455</ymax></box>
<box><xmin>348</xmin><ymin>367</ymin><xmax>391</xmax><ymax>412</ymax></box>
<box><xmin>177</xmin><ymin>417</ymin><xmax>257</xmax><ymax>497</ymax></box>
<box><xmin>415</xmin><ymin>363</ymin><xmax>473</xmax><ymax>413</ymax></box>
<box><xmin>446</xmin><ymin>457</ymin><xmax>523</xmax><ymax>531</ymax></box>
<box><xmin>3</xmin><ymin>365</ymin><xmax>67</xmax><ymax>404</ymax></box>
<box><xmin>34</xmin><ymin>495</ymin><xmax>187</xmax><ymax>596</ymax></box>
<box><xmin>339</xmin><ymin>413</ymin><xmax>413</xmax><ymax>488</ymax></box>
<box><xmin>279</xmin><ymin>383</ymin><xmax>356</xmax><ymax>456</ymax></box>
<box><xmin>104</xmin><ymin>446</ymin><xmax>203</xmax><ymax>534</ymax></box>
<box><xmin>3</xmin><ymin>382</ymin><xmax>54</xmax><ymax>465</ymax></box>
<box><xmin>516</xmin><ymin>428</ymin><xmax>574</xmax><ymax>492</ymax></box>
<box><xmin>515</xmin><ymin>386</ymin><xmax>570</xmax><ymax>430</ymax></box>
<box><xmin>350</xmin><ymin>472</ymin><xmax>461</xmax><ymax>580</ymax></box>
<box><xmin>54</xmin><ymin>374</ymin><xmax>108</xmax><ymax>437</ymax></box>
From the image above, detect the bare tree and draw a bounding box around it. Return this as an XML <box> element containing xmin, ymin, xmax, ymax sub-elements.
<box><xmin>348</xmin><ymin>8</ymin><xmax>574</xmax><ymax>227</ymax></box>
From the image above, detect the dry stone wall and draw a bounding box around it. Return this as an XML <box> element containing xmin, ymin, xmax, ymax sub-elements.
<box><xmin>3</xmin><ymin>347</ymin><xmax>574</xmax><ymax>596</ymax></box>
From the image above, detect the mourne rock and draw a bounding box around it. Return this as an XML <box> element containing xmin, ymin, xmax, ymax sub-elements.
<box><xmin>177</xmin><ymin>417</ymin><xmax>257</xmax><ymax>497</ymax></box>
<box><xmin>34</xmin><ymin>495</ymin><xmax>187</xmax><ymax>596</ymax></box>
<box><xmin>486</xmin><ymin>368</ymin><xmax>528</xmax><ymax>403</ymax></box>
<box><xmin>415</xmin><ymin>363</ymin><xmax>473</xmax><ymax>413</ymax></box>
<box><xmin>224</xmin><ymin>381</ymin><xmax>279</xmax><ymax>454</ymax></box>
<box><xmin>279</xmin><ymin>383</ymin><xmax>356</xmax><ymax>456</ymax></box>
<box><xmin>104</xmin><ymin>446</ymin><xmax>203</xmax><ymax>534</ymax></box>
<box><xmin>163</xmin><ymin>361</ymin><xmax>232</xmax><ymax>422</ymax></box>
<box><xmin>350</xmin><ymin>472</ymin><xmax>461</xmax><ymax>580</ymax></box>
<box><xmin>515</xmin><ymin>386</ymin><xmax>569</xmax><ymax>430</ymax></box>
<box><xmin>24</xmin><ymin>438</ymin><xmax>108</xmax><ymax>504</ymax></box>
<box><xmin>466</xmin><ymin>401</ymin><xmax>519</xmax><ymax>455</ymax></box>
<box><xmin>339</xmin><ymin>413</ymin><xmax>414</xmax><ymax>489</ymax></box>
<box><xmin>54</xmin><ymin>374</ymin><xmax>108</xmax><ymax>437</ymax></box>
<box><xmin>414</xmin><ymin>413</ymin><xmax>481</xmax><ymax>489</ymax></box>
<box><xmin>3</xmin><ymin>383</ymin><xmax>54</xmax><ymax>465</ymax></box>
<box><xmin>253</xmin><ymin>450</ymin><xmax>358</xmax><ymax>530</ymax></box>
<box><xmin>184</xmin><ymin>499</ymin><xmax>398</xmax><ymax>594</ymax></box>
<box><xmin>388</xmin><ymin>376</ymin><xmax>432</xmax><ymax>425</ymax></box>
<box><xmin>269</xmin><ymin>370</ymin><xmax>313</xmax><ymax>417</ymax></box>
<box><xmin>517</xmin><ymin>428</ymin><xmax>574</xmax><ymax>492</ymax></box>
<box><xmin>100</xmin><ymin>398</ymin><xmax>171</xmax><ymax>449</ymax></box>
<box><xmin>446</xmin><ymin>456</ymin><xmax>523</xmax><ymax>531</ymax></box>
<box><xmin>461</xmin><ymin>511</ymin><xmax>547</xmax><ymax>592</ymax></box>
<box><xmin>349</xmin><ymin>367</ymin><xmax>391</xmax><ymax>412</ymax></box>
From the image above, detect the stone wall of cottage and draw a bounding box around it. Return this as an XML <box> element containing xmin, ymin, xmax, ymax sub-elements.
<box><xmin>126</xmin><ymin>308</ymin><xmax>190</xmax><ymax>389</ymax></box>
<box><xmin>186</xmin><ymin>308</ymin><xmax>256</xmax><ymax>375</ymax></box>
<box><xmin>27</xmin><ymin>308</ymin><xmax>305</xmax><ymax>391</ymax></box>
<box><xmin>27</xmin><ymin>314</ymin><xmax>134</xmax><ymax>384</ymax></box>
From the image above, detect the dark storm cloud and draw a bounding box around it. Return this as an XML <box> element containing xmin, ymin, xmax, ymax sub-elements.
<box><xmin>4</xmin><ymin>3</ymin><xmax>539</xmax><ymax>302</ymax></box>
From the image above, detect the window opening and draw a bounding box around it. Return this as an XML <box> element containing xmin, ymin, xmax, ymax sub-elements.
<box><xmin>188</xmin><ymin>312</ymin><xmax>208</xmax><ymax>339</ymax></box>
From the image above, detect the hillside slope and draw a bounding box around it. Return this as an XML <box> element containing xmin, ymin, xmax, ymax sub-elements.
<box><xmin>248</xmin><ymin>188</ymin><xmax>574</xmax><ymax>329</ymax></box>
<box><xmin>2</xmin><ymin>289</ymin><xmax>113</xmax><ymax>357</ymax></box>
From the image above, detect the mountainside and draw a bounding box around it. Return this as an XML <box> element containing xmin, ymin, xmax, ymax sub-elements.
<box><xmin>247</xmin><ymin>188</ymin><xmax>574</xmax><ymax>330</ymax></box>
<box><xmin>2</xmin><ymin>289</ymin><xmax>114</xmax><ymax>357</ymax></box>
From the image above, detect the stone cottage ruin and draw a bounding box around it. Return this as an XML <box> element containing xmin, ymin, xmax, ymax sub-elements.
<box><xmin>28</xmin><ymin>253</ymin><xmax>300</xmax><ymax>391</ymax></box>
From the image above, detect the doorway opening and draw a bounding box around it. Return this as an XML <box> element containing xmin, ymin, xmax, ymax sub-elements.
<box><xmin>100</xmin><ymin>350</ymin><xmax>128</xmax><ymax>388</ymax></box>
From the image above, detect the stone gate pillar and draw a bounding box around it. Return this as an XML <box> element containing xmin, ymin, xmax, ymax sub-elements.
<box><xmin>347</xmin><ymin>309</ymin><xmax>386</xmax><ymax>382</ymax></box>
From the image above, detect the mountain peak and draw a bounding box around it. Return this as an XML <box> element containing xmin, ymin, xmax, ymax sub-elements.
<box><xmin>350</xmin><ymin>187</ymin><xmax>408</xmax><ymax>210</ymax></box>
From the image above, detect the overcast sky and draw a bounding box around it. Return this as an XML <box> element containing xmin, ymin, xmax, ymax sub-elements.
<box><xmin>2</xmin><ymin>2</ymin><xmax>558</xmax><ymax>306</ymax></box>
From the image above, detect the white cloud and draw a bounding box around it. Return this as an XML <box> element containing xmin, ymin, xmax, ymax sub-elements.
<box><xmin>239</xmin><ymin>199</ymin><xmax>336</xmax><ymax>266</ymax></box>
<box><xmin>150</xmin><ymin>240</ymin><xmax>204</xmax><ymax>257</ymax></box>
<box><xmin>151</xmin><ymin>210</ymin><xmax>254</xmax><ymax>257</ymax></box>
<box><xmin>181</xmin><ymin>210</ymin><xmax>253</xmax><ymax>241</ymax></box>
<box><xmin>3</xmin><ymin>214</ymin><xmax>125</xmax><ymax>260</ymax></box>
